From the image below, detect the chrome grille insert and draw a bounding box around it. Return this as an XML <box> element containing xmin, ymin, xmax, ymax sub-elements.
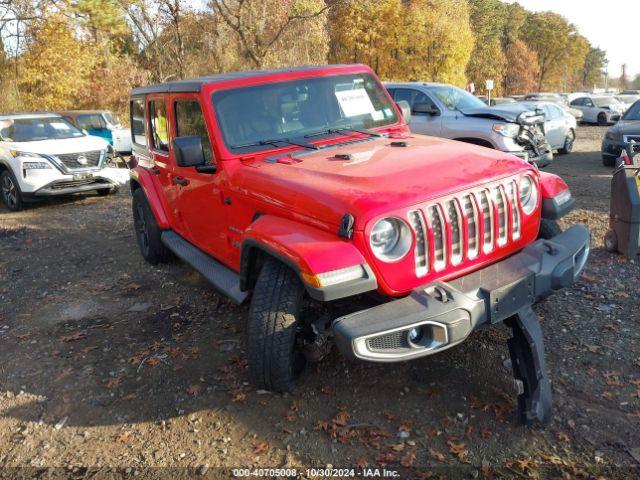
<box><xmin>409</xmin><ymin>210</ymin><xmax>428</xmax><ymax>277</ymax></box>
<box><xmin>462</xmin><ymin>194</ymin><xmax>479</xmax><ymax>259</ymax></box>
<box><xmin>479</xmin><ymin>189</ymin><xmax>494</xmax><ymax>253</ymax></box>
<box><xmin>446</xmin><ymin>199</ymin><xmax>463</xmax><ymax>266</ymax></box>
<box><xmin>506</xmin><ymin>181</ymin><xmax>521</xmax><ymax>240</ymax></box>
<box><xmin>428</xmin><ymin>205</ymin><xmax>446</xmax><ymax>271</ymax></box>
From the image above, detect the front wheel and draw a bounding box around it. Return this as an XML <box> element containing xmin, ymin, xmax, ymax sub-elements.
<box><xmin>97</xmin><ymin>186</ymin><xmax>119</xmax><ymax>196</ymax></box>
<box><xmin>538</xmin><ymin>219</ymin><xmax>562</xmax><ymax>240</ymax></box>
<box><xmin>1</xmin><ymin>170</ymin><xmax>24</xmax><ymax>212</ymax></box>
<box><xmin>132</xmin><ymin>188</ymin><xmax>169</xmax><ymax>264</ymax></box>
<box><xmin>557</xmin><ymin>130</ymin><xmax>575</xmax><ymax>154</ymax></box>
<box><xmin>597</xmin><ymin>112</ymin><xmax>608</xmax><ymax>126</ymax></box>
<box><xmin>247</xmin><ymin>257</ymin><xmax>307</xmax><ymax>392</ymax></box>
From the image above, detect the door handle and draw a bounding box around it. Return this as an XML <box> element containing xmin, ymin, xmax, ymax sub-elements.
<box><xmin>149</xmin><ymin>166</ymin><xmax>161</xmax><ymax>175</ymax></box>
<box><xmin>172</xmin><ymin>176</ymin><xmax>189</xmax><ymax>186</ymax></box>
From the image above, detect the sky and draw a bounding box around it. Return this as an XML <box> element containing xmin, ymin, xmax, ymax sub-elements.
<box><xmin>502</xmin><ymin>0</ymin><xmax>639</xmax><ymax>79</ymax></box>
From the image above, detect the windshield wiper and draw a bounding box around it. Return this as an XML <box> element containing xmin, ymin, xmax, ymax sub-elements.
<box><xmin>304</xmin><ymin>127</ymin><xmax>386</xmax><ymax>139</ymax></box>
<box><xmin>231</xmin><ymin>138</ymin><xmax>320</xmax><ymax>150</ymax></box>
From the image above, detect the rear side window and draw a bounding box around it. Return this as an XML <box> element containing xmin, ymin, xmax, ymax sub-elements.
<box><xmin>78</xmin><ymin>114</ymin><xmax>106</xmax><ymax>130</ymax></box>
<box><xmin>149</xmin><ymin>99</ymin><xmax>169</xmax><ymax>152</ymax></box>
<box><xmin>131</xmin><ymin>99</ymin><xmax>146</xmax><ymax>146</ymax></box>
<box><xmin>175</xmin><ymin>100</ymin><xmax>214</xmax><ymax>162</ymax></box>
<box><xmin>392</xmin><ymin>88</ymin><xmax>438</xmax><ymax>113</ymax></box>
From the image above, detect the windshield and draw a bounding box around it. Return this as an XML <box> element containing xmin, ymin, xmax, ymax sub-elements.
<box><xmin>622</xmin><ymin>101</ymin><xmax>640</xmax><ymax>121</ymax></box>
<box><xmin>0</xmin><ymin>117</ymin><xmax>85</xmax><ymax>142</ymax></box>
<box><xmin>103</xmin><ymin>112</ymin><xmax>121</xmax><ymax>126</ymax></box>
<box><xmin>425</xmin><ymin>85</ymin><xmax>486</xmax><ymax>110</ymax></box>
<box><xmin>212</xmin><ymin>73</ymin><xmax>398</xmax><ymax>152</ymax></box>
<box><xmin>594</xmin><ymin>97</ymin><xmax>620</xmax><ymax>107</ymax></box>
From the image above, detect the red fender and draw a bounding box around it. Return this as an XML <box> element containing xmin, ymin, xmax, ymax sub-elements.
<box><xmin>241</xmin><ymin>215</ymin><xmax>367</xmax><ymax>278</ymax></box>
<box><xmin>538</xmin><ymin>171</ymin><xmax>569</xmax><ymax>199</ymax></box>
<box><xmin>130</xmin><ymin>168</ymin><xmax>170</xmax><ymax>229</ymax></box>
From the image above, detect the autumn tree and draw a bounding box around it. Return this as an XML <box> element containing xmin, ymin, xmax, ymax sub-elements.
<box><xmin>18</xmin><ymin>14</ymin><xmax>98</xmax><ymax>110</ymax></box>
<box><xmin>503</xmin><ymin>39</ymin><xmax>539</xmax><ymax>94</ymax></box>
<box><xmin>328</xmin><ymin>0</ymin><xmax>403</xmax><ymax>79</ymax></box>
<box><xmin>581</xmin><ymin>46</ymin><xmax>606</xmax><ymax>89</ymax></box>
<box><xmin>466</xmin><ymin>0</ymin><xmax>507</xmax><ymax>95</ymax></box>
<box><xmin>403</xmin><ymin>0</ymin><xmax>474</xmax><ymax>85</ymax></box>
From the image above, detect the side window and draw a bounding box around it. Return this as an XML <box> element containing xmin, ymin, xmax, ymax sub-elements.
<box><xmin>149</xmin><ymin>99</ymin><xmax>169</xmax><ymax>152</ymax></box>
<box><xmin>570</xmin><ymin>98</ymin><xmax>583</xmax><ymax>107</ymax></box>
<box><xmin>78</xmin><ymin>114</ymin><xmax>105</xmax><ymax>130</ymax></box>
<box><xmin>393</xmin><ymin>89</ymin><xmax>437</xmax><ymax>114</ymax></box>
<box><xmin>62</xmin><ymin>116</ymin><xmax>76</xmax><ymax>127</ymax></box>
<box><xmin>174</xmin><ymin>100</ymin><xmax>214</xmax><ymax>162</ymax></box>
<box><xmin>131</xmin><ymin>99</ymin><xmax>147</xmax><ymax>146</ymax></box>
<box><xmin>584</xmin><ymin>99</ymin><xmax>594</xmax><ymax>108</ymax></box>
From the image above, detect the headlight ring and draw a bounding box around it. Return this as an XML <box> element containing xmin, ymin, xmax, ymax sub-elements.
<box><xmin>518</xmin><ymin>175</ymin><xmax>539</xmax><ymax>214</ymax></box>
<box><xmin>369</xmin><ymin>217</ymin><xmax>412</xmax><ymax>262</ymax></box>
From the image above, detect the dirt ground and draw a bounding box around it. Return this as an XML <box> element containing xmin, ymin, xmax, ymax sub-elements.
<box><xmin>1</xmin><ymin>126</ymin><xmax>639</xmax><ymax>479</ymax></box>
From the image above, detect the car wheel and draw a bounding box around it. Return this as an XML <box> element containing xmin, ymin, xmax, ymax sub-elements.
<box><xmin>247</xmin><ymin>256</ymin><xmax>308</xmax><ymax>392</ymax></box>
<box><xmin>602</xmin><ymin>155</ymin><xmax>616</xmax><ymax>167</ymax></box>
<box><xmin>557</xmin><ymin>129</ymin><xmax>575</xmax><ymax>154</ymax></box>
<box><xmin>538</xmin><ymin>219</ymin><xmax>562</xmax><ymax>240</ymax></box>
<box><xmin>1</xmin><ymin>170</ymin><xmax>24</xmax><ymax>212</ymax></box>
<box><xmin>132</xmin><ymin>188</ymin><xmax>169</xmax><ymax>264</ymax></box>
<box><xmin>97</xmin><ymin>186</ymin><xmax>119</xmax><ymax>196</ymax></box>
<box><xmin>597</xmin><ymin>112</ymin><xmax>608</xmax><ymax>126</ymax></box>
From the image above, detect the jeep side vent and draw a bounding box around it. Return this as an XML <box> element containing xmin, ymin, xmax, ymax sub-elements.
<box><xmin>493</xmin><ymin>186</ymin><xmax>508</xmax><ymax>247</ymax></box>
<box><xmin>428</xmin><ymin>205</ymin><xmax>447</xmax><ymax>271</ymax></box>
<box><xmin>506</xmin><ymin>181</ymin><xmax>521</xmax><ymax>240</ymax></box>
<box><xmin>446</xmin><ymin>200</ymin><xmax>463</xmax><ymax>266</ymax></box>
<box><xmin>462</xmin><ymin>194</ymin><xmax>479</xmax><ymax>259</ymax></box>
<box><xmin>409</xmin><ymin>210</ymin><xmax>428</xmax><ymax>277</ymax></box>
<box><xmin>479</xmin><ymin>190</ymin><xmax>494</xmax><ymax>253</ymax></box>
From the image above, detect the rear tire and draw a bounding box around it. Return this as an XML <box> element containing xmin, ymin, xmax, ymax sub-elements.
<box><xmin>602</xmin><ymin>155</ymin><xmax>616</xmax><ymax>167</ymax></box>
<box><xmin>597</xmin><ymin>112</ymin><xmax>608</xmax><ymax>126</ymax></box>
<box><xmin>132</xmin><ymin>188</ymin><xmax>168</xmax><ymax>264</ymax></box>
<box><xmin>247</xmin><ymin>257</ymin><xmax>307</xmax><ymax>392</ymax></box>
<box><xmin>538</xmin><ymin>219</ymin><xmax>562</xmax><ymax>240</ymax></box>
<box><xmin>1</xmin><ymin>170</ymin><xmax>24</xmax><ymax>212</ymax></box>
<box><xmin>557</xmin><ymin>130</ymin><xmax>575</xmax><ymax>154</ymax></box>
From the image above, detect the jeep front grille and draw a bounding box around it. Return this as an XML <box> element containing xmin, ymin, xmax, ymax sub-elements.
<box><xmin>55</xmin><ymin>151</ymin><xmax>103</xmax><ymax>169</ymax></box>
<box><xmin>408</xmin><ymin>178</ymin><xmax>523</xmax><ymax>277</ymax></box>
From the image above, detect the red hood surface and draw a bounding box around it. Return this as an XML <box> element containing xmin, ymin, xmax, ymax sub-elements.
<box><xmin>229</xmin><ymin>134</ymin><xmax>536</xmax><ymax>229</ymax></box>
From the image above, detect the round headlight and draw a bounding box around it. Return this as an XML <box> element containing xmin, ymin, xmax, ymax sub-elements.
<box><xmin>369</xmin><ymin>217</ymin><xmax>411</xmax><ymax>262</ymax></box>
<box><xmin>518</xmin><ymin>175</ymin><xmax>538</xmax><ymax>214</ymax></box>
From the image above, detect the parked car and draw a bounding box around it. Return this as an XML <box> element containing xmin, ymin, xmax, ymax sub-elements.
<box><xmin>129</xmin><ymin>65</ymin><xmax>589</xmax><ymax>425</ymax></box>
<box><xmin>620</xmin><ymin>90</ymin><xmax>640</xmax><ymax>95</ymax></box>
<box><xmin>517</xmin><ymin>101</ymin><xmax>577</xmax><ymax>154</ymax></box>
<box><xmin>561</xmin><ymin>104</ymin><xmax>584</xmax><ymax>121</ymax></box>
<box><xmin>569</xmin><ymin>96</ymin><xmax>625</xmax><ymax>125</ymax></box>
<box><xmin>0</xmin><ymin>113</ymin><xmax>119</xmax><ymax>211</ymax></box>
<box><xmin>615</xmin><ymin>94</ymin><xmax>640</xmax><ymax>112</ymax></box>
<box><xmin>480</xmin><ymin>96</ymin><xmax>517</xmax><ymax>107</ymax></box>
<box><xmin>601</xmin><ymin>99</ymin><xmax>640</xmax><ymax>166</ymax></box>
<box><xmin>384</xmin><ymin>82</ymin><xmax>553</xmax><ymax>167</ymax></box>
<box><xmin>525</xmin><ymin>92</ymin><xmax>567</xmax><ymax>105</ymax></box>
<box><xmin>59</xmin><ymin>110</ymin><xmax>132</xmax><ymax>154</ymax></box>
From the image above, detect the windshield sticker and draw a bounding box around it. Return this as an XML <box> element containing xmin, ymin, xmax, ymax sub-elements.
<box><xmin>383</xmin><ymin>108</ymin><xmax>394</xmax><ymax>118</ymax></box>
<box><xmin>371</xmin><ymin>110</ymin><xmax>384</xmax><ymax>121</ymax></box>
<box><xmin>335</xmin><ymin>88</ymin><xmax>376</xmax><ymax>118</ymax></box>
<box><xmin>50</xmin><ymin>122</ymin><xmax>70</xmax><ymax>130</ymax></box>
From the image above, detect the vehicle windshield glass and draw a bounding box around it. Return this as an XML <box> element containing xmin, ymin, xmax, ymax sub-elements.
<box><xmin>594</xmin><ymin>97</ymin><xmax>620</xmax><ymax>107</ymax></box>
<box><xmin>212</xmin><ymin>73</ymin><xmax>398</xmax><ymax>153</ymax></box>
<box><xmin>103</xmin><ymin>112</ymin><xmax>121</xmax><ymax>125</ymax></box>
<box><xmin>622</xmin><ymin>101</ymin><xmax>640</xmax><ymax>120</ymax></box>
<box><xmin>0</xmin><ymin>117</ymin><xmax>85</xmax><ymax>142</ymax></box>
<box><xmin>425</xmin><ymin>85</ymin><xmax>486</xmax><ymax>110</ymax></box>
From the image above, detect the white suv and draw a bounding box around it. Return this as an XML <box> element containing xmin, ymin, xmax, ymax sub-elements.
<box><xmin>0</xmin><ymin>113</ymin><xmax>119</xmax><ymax>211</ymax></box>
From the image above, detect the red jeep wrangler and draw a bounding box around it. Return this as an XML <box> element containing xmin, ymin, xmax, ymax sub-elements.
<box><xmin>129</xmin><ymin>65</ymin><xmax>589</xmax><ymax>424</ymax></box>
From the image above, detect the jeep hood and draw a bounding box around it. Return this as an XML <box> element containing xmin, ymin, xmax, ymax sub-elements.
<box><xmin>460</xmin><ymin>105</ymin><xmax>544</xmax><ymax>124</ymax></box>
<box><xmin>233</xmin><ymin>135</ymin><xmax>534</xmax><ymax>229</ymax></box>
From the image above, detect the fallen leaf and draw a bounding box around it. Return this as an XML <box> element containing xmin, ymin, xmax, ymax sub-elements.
<box><xmin>354</xmin><ymin>457</ymin><xmax>368</xmax><ymax>469</ymax></box>
<box><xmin>81</xmin><ymin>346</ymin><xmax>98</xmax><ymax>354</ymax></box>
<box><xmin>429</xmin><ymin>449</ymin><xmax>445</xmax><ymax>462</ymax></box>
<box><xmin>252</xmin><ymin>440</ymin><xmax>268</xmax><ymax>455</ymax></box>
<box><xmin>60</xmin><ymin>332</ymin><xmax>86</xmax><ymax>342</ymax></box>
<box><xmin>186</xmin><ymin>384</ymin><xmax>202</xmax><ymax>396</ymax></box>
<box><xmin>104</xmin><ymin>377</ymin><xmax>121</xmax><ymax>389</ymax></box>
<box><xmin>401</xmin><ymin>452</ymin><xmax>416</xmax><ymax>467</ymax></box>
<box><xmin>447</xmin><ymin>439</ymin><xmax>469</xmax><ymax>461</ymax></box>
<box><xmin>556</xmin><ymin>432</ymin><xmax>570</xmax><ymax>442</ymax></box>
<box><xmin>333</xmin><ymin>410</ymin><xmax>349</xmax><ymax>427</ymax></box>
<box><xmin>145</xmin><ymin>357</ymin><xmax>160</xmax><ymax>366</ymax></box>
<box><xmin>115</xmin><ymin>432</ymin><xmax>130</xmax><ymax>443</ymax></box>
<box><xmin>390</xmin><ymin>443</ymin><xmax>405</xmax><ymax>452</ymax></box>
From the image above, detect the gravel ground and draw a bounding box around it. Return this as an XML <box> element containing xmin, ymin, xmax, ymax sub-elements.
<box><xmin>1</xmin><ymin>126</ymin><xmax>639</xmax><ymax>479</ymax></box>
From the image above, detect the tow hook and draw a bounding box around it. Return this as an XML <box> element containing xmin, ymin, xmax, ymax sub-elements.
<box><xmin>505</xmin><ymin>306</ymin><xmax>552</xmax><ymax>425</ymax></box>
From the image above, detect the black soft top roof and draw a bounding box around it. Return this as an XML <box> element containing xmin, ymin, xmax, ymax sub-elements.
<box><xmin>130</xmin><ymin>64</ymin><xmax>357</xmax><ymax>96</ymax></box>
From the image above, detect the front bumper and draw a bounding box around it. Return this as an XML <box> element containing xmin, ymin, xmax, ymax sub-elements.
<box><xmin>333</xmin><ymin>225</ymin><xmax>590</xmax><ymax>362</ymax></box>
<box><xmin>23</xmin><ymin>176</ymin><xmax>117</xmax><ymax>197</ymax></box>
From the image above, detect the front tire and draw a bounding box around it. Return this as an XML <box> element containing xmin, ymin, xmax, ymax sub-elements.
<box><xmin>557</xmin><ymin>129</ymin><xmax>575</xmax><ymax>154</ymax></box>
<box><xmin>132</xmin><ymin>188</ymin><xmax>168</xmax><ymax>264</ymax></box>
<box><xmin>597</xmin><ymin>112</ymin><xmax>608</xmax><ymax>126</ymax></box>
<box><xmin>1</xmin><ymin>170</ymin><xmax>24</xmax><ymax>212</ymax></box>
<box><xmin>247</xmin><ymin>257</ymin><xmax>307</xmax><ymax>392</ymax></box>
<box><xmin>538</xmin><ymin>219</ymin><xmax>562</xmax><ymax>240</ymax></box>
<box><xmin>602</xmin><ymin>155</ymin><xmax>616</xmax><ymax>167</ymax></box>
<box><xmin>97</xmin><ymin>186</ymin><xmax>119</xmax><ymax>196</ymax></box>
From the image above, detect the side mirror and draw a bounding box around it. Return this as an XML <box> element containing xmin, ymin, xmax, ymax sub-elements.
<box><xmin>396</xmin><ymin>100</ymin><xmax>411</xmax><ymax>124</ymax></box>
<box><xmin>413</xmin><ymin>103</ymin><xmax>440</xmax><ymax>116</ymax></box>
<box><xmin>174</xmin><ymin>135</ymin><xmax>205</xmax><ymax>167</ymax></box>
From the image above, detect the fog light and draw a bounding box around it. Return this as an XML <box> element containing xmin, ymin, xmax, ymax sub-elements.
<box><xmin>408</xmin><ymin>327</ymin><xmax>423</xmax><ymax>344</ymax></box>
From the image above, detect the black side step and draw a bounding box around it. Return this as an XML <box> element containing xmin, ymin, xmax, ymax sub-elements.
<box><xmin>161</xmin><ymin>231</ymin><xmax>248</xmax><ymax>304</ymax></box>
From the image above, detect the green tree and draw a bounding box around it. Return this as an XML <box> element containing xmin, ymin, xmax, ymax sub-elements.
<box><xmin>581</xmin><ymin>46</ymin><xmax>607</xmax><ymax>89</ymax></box>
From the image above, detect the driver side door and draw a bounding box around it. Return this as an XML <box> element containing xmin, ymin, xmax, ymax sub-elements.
<box><xmin>170</xmin><ymin>95</ymin><xmax>229</xmax><ymax>261</ymax></box>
